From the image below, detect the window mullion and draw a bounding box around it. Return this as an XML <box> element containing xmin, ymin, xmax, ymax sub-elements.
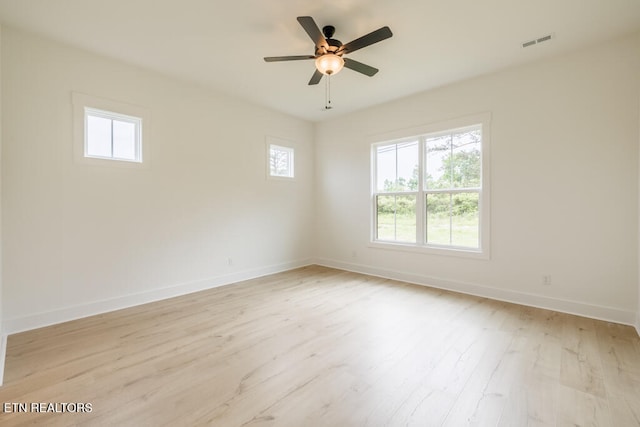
<box><xmin>448</xmin><ymin>134</ymin><xmax>453</xmax><ymax>245</ymax></box>
<box><xmin>425</xmin><ymin>188</ymin><xmax>480</xmax><ymax>194</ymax></box>
<box><xmin>449</xmin><ymin>134</ymin><xmax>453</xmax><ymax>189</ymax></box>
<box><xmin>394</xmin><ymin>144</ymin><xmax>399</xmax><ymax>189</ymax></box>
<box><xmin>377</xmin><ymin>191</ymin><xmax>418</xmax><ymax>197</ymax></box>
<box><xmin>449</xmin><ymin>193</ymin><xmax>453</xmax><ymax>245</ymax></box>
<box><xmin>416</xmin><ymin>136</ymin><xmax>425</xmax><ymax>245</ymax></box>
<box><xmin>110</xmin><ymin>119</ymin><xmax>114</xmax><ymax>158</ymax></box>
<box><xmin>393</xmin><ymin>195</ymin><xmax>398</xmax><ymax>241</ymax></box>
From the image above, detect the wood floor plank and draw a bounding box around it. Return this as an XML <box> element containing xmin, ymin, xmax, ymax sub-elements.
<box><xmin>556</xmin><ymin>384</ymin><xmax>612</xmax><ymax>427</ymax></box>
<box><xmin>496</xmin><ymin>331</ymin><xmax>562</xmax><ymax>426</ymax></box>
<box><xmin>560</xmin><ymin>315</ymin><xmax>607</xmax><ymax>398</ymax></box>
<box><xmin>0</xmin><ymin>266</ymin><xmax>639</xmax><ymax>426</ymax></box>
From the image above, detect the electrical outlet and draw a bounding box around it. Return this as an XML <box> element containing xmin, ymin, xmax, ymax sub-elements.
<box><xmin>542</xmin><ymin>275</ymin><xmax>552</xmax><ymax>286</ymax></box>
<box><xmin>227</xmin><ymin>257</ymin><xmax>233</xmax><ymax>266</ymax></box>
<box><xmin>351</xmin><ymin>250</ymin><xmax>357</xmax><ymax>258</ymax></box>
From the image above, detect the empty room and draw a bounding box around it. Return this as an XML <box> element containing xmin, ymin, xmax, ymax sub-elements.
<box><xmin>0</xmin><ymin>0</ymin><xmax>639</xmax><ymax>425</ymax></box>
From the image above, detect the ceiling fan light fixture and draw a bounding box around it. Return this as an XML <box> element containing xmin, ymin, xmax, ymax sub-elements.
<box><xmin>315</xmin><ymin>53</ymin><xmax>344</xmax><ymax>75</ymax></box>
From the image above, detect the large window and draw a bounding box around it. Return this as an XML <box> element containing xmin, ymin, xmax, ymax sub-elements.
<box><xmin>372</xmin><ymin>115</ymin><xmax>490</xmax><ymax>257</ymax></box>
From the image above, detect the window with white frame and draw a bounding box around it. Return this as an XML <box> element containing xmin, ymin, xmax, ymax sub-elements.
<box><xmin>85</xmin><ymin>107</ymin><xmax>142</xmax><ymax>162</ymax></box>
<box><xmin>372</xmin><ymin>116</ymin><xmax>490</xmax><ymax>257</ymax></box>
<box><xmin>72</xmin><ymin>92</ymin><xmax>149</xmax><ymax>168</ymax></box>
<box><xmin>269</xmin><ymin>144</ymin><xmax>294</xmax><ymax>178</ymax></box>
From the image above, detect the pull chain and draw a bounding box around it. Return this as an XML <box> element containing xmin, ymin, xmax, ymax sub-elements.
<box><xmin>325</xmin><ymin>73</ymin><xmax>333</xmax><ymax>110</ymax></box>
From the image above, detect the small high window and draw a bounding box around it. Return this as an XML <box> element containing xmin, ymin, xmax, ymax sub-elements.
<box><xmin>72</xmin><ymin>92</ymin><xmax>149</xmax><ymax>168</ymax></box>
<box><xmin>269</xmin><ymin>144</ymin><xmax>294</xmax><ymax>178</ymax></box>
<box><xmin>85</xmin><ymin>108</ymin><xmax>142</xmax><ymax>162</ymax></box>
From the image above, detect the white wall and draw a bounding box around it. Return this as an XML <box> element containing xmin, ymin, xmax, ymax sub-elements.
<box><xmin>638</xmin><ymin>83</ymin><xmax>640</xmax><ymax>335</ymax></box>
<box><xmin>315</xmin><ymin>33</ymin><xmax>640</xmax><ymax>325</ymax></box>
<box><xmin>1</xmin><ymin>27</ymin><xmax>315</xmax><ymax>332</ymax></box>
<box><xmin>0</xmin><ymin>23</ymin><xmax>5</xmax><ymax>385</ymax></box>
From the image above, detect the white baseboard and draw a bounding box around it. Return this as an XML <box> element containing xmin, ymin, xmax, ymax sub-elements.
<box><xmin>4</xmin><ymin>259</ymin><xmax>313</xmax><ymax>335</ymax></box>
<box><xmin>314</xmin><ymin>257</ymin><xmax>637</xmax><ymax>327</ymax></box>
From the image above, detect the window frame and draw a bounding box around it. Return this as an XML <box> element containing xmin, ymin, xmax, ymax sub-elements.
<box><xmin>266</xmin><ymin>137</ymin><xmax>295</xmax><ymax>180</ymax></box>
<box><xmin>370</xmin><ymin>113</ymin><xmax>491</xmax><ymax>259</ymax></box>
<box><xmin>72</xmin><ymin>92</ymin><xmax>150</xmax><ymax>168</ymax></box>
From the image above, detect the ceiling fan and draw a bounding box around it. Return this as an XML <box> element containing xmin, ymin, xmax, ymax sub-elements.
<box><xmin>264</xmin><ymin>16</ymin><xmax>393</xmax><ymax>85</ymax></box>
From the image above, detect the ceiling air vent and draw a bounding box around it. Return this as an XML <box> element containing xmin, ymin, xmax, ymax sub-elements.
<box><xmin>522</xmin><ymin>33</ymin><xmax>554</xmax><ymax>48</ymax></box>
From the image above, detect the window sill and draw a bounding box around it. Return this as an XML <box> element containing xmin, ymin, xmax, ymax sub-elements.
<box><xmin>75</xmin><ymin>155</ymin><xmax>147</xmax><ymax>169</ymax></box>
<box><xmin>368</xmin><ymin>241</ymin><xmax>490</xmax><ymax>260</ymax></box>
<box><xmin>267</xmin><ymin>175</ymin><xmax>296</xmax><ymax>182</ymax></box>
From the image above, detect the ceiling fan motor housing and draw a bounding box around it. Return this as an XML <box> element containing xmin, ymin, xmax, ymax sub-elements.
<box><xmin>316</xmin><ymin>33</ymin><xmax>343</xmax><ymax>56</ymax></box>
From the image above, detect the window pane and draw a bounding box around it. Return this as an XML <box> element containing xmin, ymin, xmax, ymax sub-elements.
<box><xmin>113</xmin><ymin>120</ymin><xmax>136</xmax><ymax>160</ymax></box>
<box><xmin>426</xmin><ymin>135</ymin><xmax>451</xmax><ymax>189</ymax></box>
<box><xmin>376</xmin><ymin>142</ymin><xmax>418</xmax><ymax>192</ymax></box>
<box><xmin>426</xmin><ymin>193</ymin><xmax>451</xmax><ymax>245</ymax></box>
<box><xmin>396</xmin><ymin>141</ymin><xmax>419</xmax><ymax>191</ymax></box>
<box><xmin>451</xmin><ymin>192</ymin><xmax>479</xmax><ymax>248</ymax></box>
<box><xmin>376</xmin><ymin>195</ymin><xmax>416</xmax><ymax>243</ymax></box>
<box><xmin>376</xmin><ymin>195</ymin><xmax>396</xmax><ymax>241</ymax></box>
<box><xmin>376</xmin><ymin>144</ymin><xmax>396</xmax><ymax>192</ymax></box>
<box><xmin>395</xmin><ymin>195</ymin><xmax>416</xmax><ymax>242</ymax></box>
<box><xmin>452</xmin><ymin>128</ymin><xmax>481</xmax><ymax>188</ymax></box>
<box><xmin>270</xmin><ymin>145</ymin><xmax>293</xmax><ymax>177</ymax></box>
<box><xmin>269</xmin><ymin>147</ymin><xmax>281</xmax><ymax>174</ymax></box>
<box><xmin>86</xmin><ymin>115</ymin><xmax>112</xmax><ymax>158</ymax></box>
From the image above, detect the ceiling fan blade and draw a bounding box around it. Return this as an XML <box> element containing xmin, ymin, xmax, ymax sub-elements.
<box><xmin>339</xmin><ymin>26</ymin><xmax>393</xmax><ymax>54</ymax></box>
<box><xmin>297</xmin><ymin>16</ymin><xmax>329</xmax><ymax>50</ymax></box>
<box><xmin>343</xmin><ymin>58</ymin><xmax>379</xmax><ymax>77</ymax></box>
<box><xmin>264</xmin><ymin>55</ymin><xmax>315</xmax><ymax>62</ymax></box>
<box><xmin>308</xmin><ymin>69</ymin><xmax>323</xmax><ymax>85</ymax></box>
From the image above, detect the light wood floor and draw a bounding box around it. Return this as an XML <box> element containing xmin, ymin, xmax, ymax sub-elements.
<box><xmin>1</xmin><ymin>266</ymin><xmax>639</xmax><ymax>426</ymax></box>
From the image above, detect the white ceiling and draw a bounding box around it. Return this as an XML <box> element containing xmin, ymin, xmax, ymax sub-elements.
<box><xmin>0</xmin><ymin>0</ymin><xmax>639</xmax><ymax>122</ymax></box>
